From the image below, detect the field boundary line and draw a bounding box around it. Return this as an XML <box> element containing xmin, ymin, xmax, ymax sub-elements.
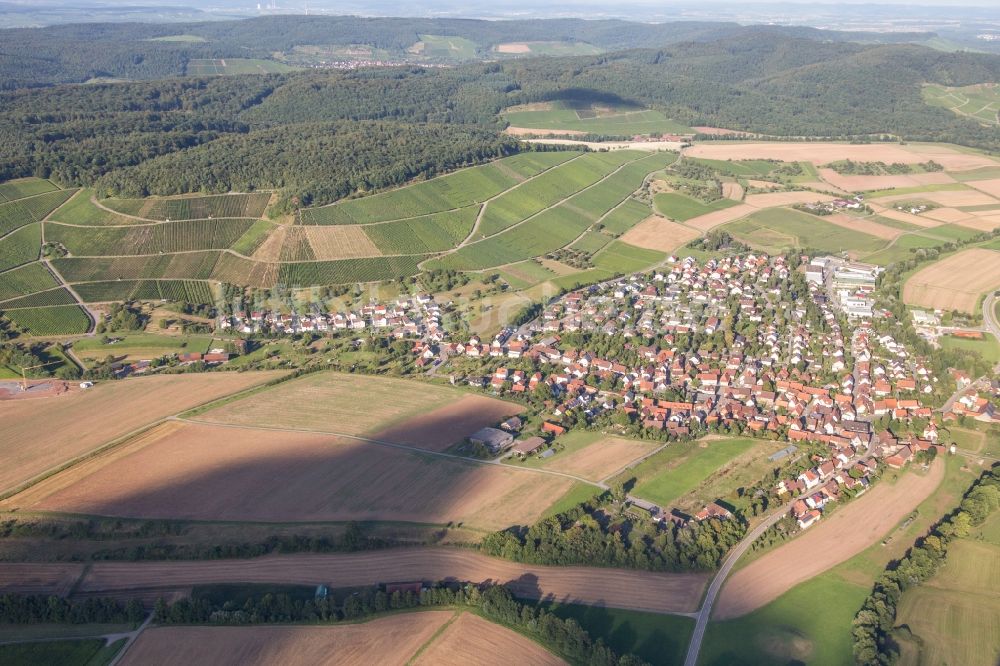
<box><xmin>404</xmin><ymin>610</ymin><xmax>460</xmax><ymax>665</ymax></box>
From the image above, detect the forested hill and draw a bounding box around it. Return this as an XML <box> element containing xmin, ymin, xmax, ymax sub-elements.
<box><xmin>1</xmin><ymin>27</ymin><xmax>997</xmax><ymax>211</ymax></box>
<box><xmin>0</xmin><ymin>15</ymin><xmax>932</xmax><ymax>89</ymax></box>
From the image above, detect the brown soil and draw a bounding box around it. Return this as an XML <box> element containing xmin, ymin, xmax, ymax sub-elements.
<box><xmin>685</xmin><ymin>143</ymin><xmax>999</xmax><ymax>170</ymax></box>
<box><xmin>65</xmin><ymin>547</ymin><xmax>708</xmax><ymax>614</ymax></box>
<box><xmin>619</xmin><ymin>216</ymin><xmax>701</xmax><ymax>253</ymax></box>
<box><xmin>547</xmin><ymin>437</ymin><xmax>659</xmax><ymax>482</ymax></box>
<box><xmin>120</xmin><ymin>613</ymin><xmax>455</xmax><ymax>666</ymax></box>
<box><xmin>715</xmin><ymin>460</ymin><xmax>946</xmax><ymax>619</ymax></box>
<box><xmin>922</xmin><ymin>208</ymin><xmax>976</xmax><ymax>223</ymax></box>
<box><xmin>304</xmin><ymin>226</ymin><xmax>381</xmax><ymax>260</ymax></box>
<box><xmin>21</xmin><ymin>422</ymin><xmax>572</xmax><ymax>531</ymax></box>
<box><xmin>371</xmin><ymin>394</ymin><xmax>523</xmax><ymax>452</ymax></box>
<box><xmin>967</xmin><ymin>178</ymin><xmax>1000</xmax><ymax>198</ymax></box>
<box><xmin>414</xmin><ymin>612</ymin><xmax>565</xmax><ymax>665</ymax></box>
<box><xmin>903</xmin><ymin>248</ymin><xmax>1000</xmax><ymax>313</ymax></box>
<box><xmin>0</xmin><ymin>372</ymin><xmax>283</xmax><ymax>495</ymax></box>
<box><xmin>496</xmin><ymin>43</ymin><xmax>533</xmax><ymax>54</ymax></box>
<box><xmin>722</xmin><ymin>182</ymin><xmax>744</xmax><ymax>201</ymax></box>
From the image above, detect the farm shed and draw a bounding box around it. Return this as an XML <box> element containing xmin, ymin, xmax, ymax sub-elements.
<box><xmin>468</xmin><ymin>427</ymin><xmax>514</xmax><ymax>454</ymax></box>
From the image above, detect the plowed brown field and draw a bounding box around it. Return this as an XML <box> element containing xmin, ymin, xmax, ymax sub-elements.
<box><xmin>414</xmin><ymin>612</ymin><xmax>565</xmax><ymax>665</ymax></box>
<box><xmin>715</xmin><ymin>460</ymin><xmax>945</xmax><ymax>619</ymax></box>
<box><xmin>61</xmin><ymin>547</ymin><xmax>707</xmax><ymax>614</ymax></box>
<box><xmin>121</xmin><ymin>613</ymin><xmax>455</xmax><ymax>666</ymax></box>
<box><xmin>0</xmin><ymin>372</ymin><xmax>284</xmax><ymax>494</ymax></box>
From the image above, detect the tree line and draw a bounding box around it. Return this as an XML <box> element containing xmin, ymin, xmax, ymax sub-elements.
<box><xmin>481</xmin><ymin>489</ymin><xmax>747</xmax><ymax>572</ymax></box>
<box><xmin>0</xmin><ymin>594</ymin><xmax>145</xmax><ymax>626</ymax></box>
<box><xmin>851</xmin><ymin>466</ymin><xmax>1000</xmax><ymax>664</ymax></box>
<box><xmin>153</xmin><ymin>583</ymin><xmax>649</xmax><ymax>666</ymax></box>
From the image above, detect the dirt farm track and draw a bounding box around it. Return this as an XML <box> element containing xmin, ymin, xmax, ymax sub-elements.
<box><xmin>0</xmin><ymin>548</ymin><xmax>708</xmax><ymax>615</ymax></box>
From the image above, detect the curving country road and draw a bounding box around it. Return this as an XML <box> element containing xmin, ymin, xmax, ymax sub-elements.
<box><xmin>681</xmin><ymin>506</ymin><xmax>791</xmax><ymax>666</ymax></box>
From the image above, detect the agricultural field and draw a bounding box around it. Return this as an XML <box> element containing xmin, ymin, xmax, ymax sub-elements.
<box><xmin>0</xmin><ymin>223</ymin><xmax>40</xmax><ymax>271</ymax></box>
<box><xmin>186</xmin><ymin>58</ymin><xmax>296</xmax><ymax>75</ymax></box>
<box><xmin>654</xmin><ymin>193</ymin><xmax>739</xmax><ymax>222</ymax></box>
<box><xmin>364</xmin><ymin>207</ymin><xmax>476</xmax><ymax>254</ymax></box>
<box><xmin>512</xmin><ymin>430</ymin><xmax>659</xmax><ymax>482</ymax></box>
<box><xmin>503</xmin><ymin>100</ymin><xmax>692</xmax><ymax>135</ymax></box>
<box><xmin>684</xmin><ymin>142</ymin><xmax>999</xmax><ymax>171</ymax></box>
<box><xmin>412</xmin><ymin>34</ymin><xmax>479</xmax><ymax>60</ymax></box>
<box><xmin>0</xmin><ymin>371</ymin><xmax>284</xmax><ymax>495</ymax></box>
<box><xmin>923</xmin><ymin>82</ymin><xmax>1000</xmax><ymax>125</ymax></box>
<box><xmin>0</xmin><ymin>263</ymin><xmax>59</xmax><ymax>301</ymax></box>
<box><xmin>0</xmin><ymin>177</ymin><xmax>59</xmax><ymax>201</ymax></box>
<box><xmin>0</xmin><ymin>638</ymin><xmax>124</xmax><ymax>666</ymax></box>
<box><xmin>620</xmin><ymin>215</ymin><xmax>702</xmax><ymax>253</ymax></box>
<box><xmin>0</xmin><ymin>304</ymin><xmax>90</xmax><ymax>336</ymax></box>
<box><xmin>494</xmin><ymin>41</ymin><xmax>603</xmax><ymax>57</ymax></box>
<box><xmin>903</xmin><ymin>248</ymin><xmax>1000</xmax><ymax>313</ymax></box>
<box><xmin>0</xmin><ymin>287</ymin><xmax>77</xmax><ymax>309</ymax></box>
<box><xmin>723</xmin><ymin>208</ymin><xmax>886</xmax><ymax>256</ymax></box>
<box><xmin>300</xmin><ymin>152</ymin><xmax>575</xmax><ymax>225</ymax></box>
<box><xmin>53</xmin><ymin>252</ymin><xmax>223</xmax><ymax>282</ymax></box>
<box><xmin>122</xmin><ymin>613</ymin><xmax>460</xmax><ymax>666</ymax></box>
<box><xmin>48</xmin><ymin>190</ymin><xmax>137</xmax><ymax>226</ymax></box>
<box><xmin>47</xmin><ymin>218</ymin><xmax>255</xmax><ymax>256</ymax></box>
<box><xmin>600</xmin><ymin>198</ymin><xmax>653</xmax><ymax>234</ymax></box>
<box><xmin>1</xmin><ymin>189</ymin><xmax>75</xmax><ymax>236</ymax></box>
<box><xmin>191</xmin><ymin>371</ymin><xmax>519</xmax><ymax>449</ymax></box>
<box><xmin>19</xmin><ymin>420</ymin><xmax>576</xmax><ymax>530</ymax></box>
<box><xmin>230</xmin><ymin>219</ymin><xmax>277</xmax><ymax>256</ymax></box>
<box><xmin>895</xmin><ymin>513</ymin><xmax>1000</xmax><ymax>666</ymax></box>
<box><xmin>102</xmin><ymin>193</ymin><xmax>270</xmax><ymax>221</ymax></box>
<box><xmin>73</xmin><ymin>332</ymin><xmax>214</xmax><ymax>364</ymax></box>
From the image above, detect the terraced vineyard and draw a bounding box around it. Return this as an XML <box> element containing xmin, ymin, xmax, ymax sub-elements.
<box><xmin>0</xmin><ymin>304</ymin><xmax>91</xmax><ymax>335</ymax></box>
<box><xmin>102</xmin><ymin>193</ymin><xmax>271</xmax><ymax>221</ymax></box>
<box><xmin>47</xmin><ymin>219</ymin><xmax>256</xmax><ymax>256</ymax></box>
<box><xmin>0</xmin><ymin>264</ymin><xmax>60</xmax><ymax>301</ymax></box>
<box><xmin>0</xmin><ymin>177</ymin><xmax>59</xmax><ymax>201</ymax></box>
<box><xmin>364</xmin><ymin>207</ymin><xmax>477</xmax><ymax>254</ymax></box>
<box><xmin>299</xmin><ymin>152</ymin><xmax>577</xmax><ymax>225</ymax></box>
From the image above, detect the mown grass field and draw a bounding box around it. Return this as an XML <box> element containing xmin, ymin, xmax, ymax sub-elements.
<box><xmin>895</xmin><ymin>512</ymin><xmax>1000</xmax><ymax>666</ymax></box>
<box><xmin>504</xmin><ymin>100</ymin><xmax>692</xmax><ymax>135</ymax></box>
<box><xmin>623</xmin><ymin>438</ymin><xmax>758</xmax><ymax>508</ymax></box>
<box><xmin>186</xmin><ymin>58</ymin><xmax>296</xmax><ymax>75</ymax></box>
<box><xmin>940</xmin><ymin>332</ymin><xmax>1000</xmax><ymax>363</ymax></box>
<box><xmin>74</xmin><ymin>332</ymin><xmax>214</xmax><ymax>362</ymax></box>
<box><xmin>416</xmin><ymin>34</ymin><xmax>478</xmax><ymax>60</ymax></box>
<box><xmin>654</xmin><ymin>192</ymin><xmax>739</xmax><ymax>221</ymax></box>
<box><xmin>724</xmin><ymin>208</ymin><xmax>886</xmax><ymax>255</ymax></box>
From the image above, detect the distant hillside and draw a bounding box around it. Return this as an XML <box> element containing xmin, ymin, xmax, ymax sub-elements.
<box><xmin>0</xmin><ymin>16</ymin><xmax>934</xmax><ymax>89</ymax></box>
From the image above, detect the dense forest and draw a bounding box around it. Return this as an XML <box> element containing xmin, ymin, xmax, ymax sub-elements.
<box><xmin>0</xmin><ymin>19</ymin><xmax>997</xmax><ymax>209</ymax></box>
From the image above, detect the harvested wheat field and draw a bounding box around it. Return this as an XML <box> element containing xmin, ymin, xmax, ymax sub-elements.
<box><xmin>67</xmin><ymin>547</ymin><xmax>708</xmax><ymax>614</ymax></box>
<box><xmin>722</xmin><ymin>182</ymin><xmax>744</xmax><ymax>200</ymax></box>
<box><xmin>715</xmin><ymin>460</ymin><xmax>945</xmax><ymax>619</ymax></box>
<box><xmin>193</xmin><ymin>371</ymin><xmax>465</xmax><ymax>436</ymax></box>
<box><xmin>685</xmin><ymin>143</ymin><xmax>998</xmax><ymax>170</ymax></box>
<box><xmin>955</xmin><ymin>214</ymin><xmax>1000</xmax><ymax>232</ymax></box>
<box><xmin>879</xmin><ymin>189</ymin><xmax>1000</xmax><ymax>208</ymax></box>
<box><xmin>818</xmin><ymin>169</ymin><xmax>953</xmax><ymax>192</ymax></box>
<box><xmin>922</xmin><ymin>207</ymin><xmax>976</xmax><ymax>223</ymax></box>
<box><xmin>684</xmin><ymin>204</ymin><xmax>756</xmax><ymax>232</ymax></box>
<box><xmin>250</xmin><ymin>224</ymin><xmax>286</xmax><ymax>261</ymax></box>
<box><xmin>20</xmin><ymin>422</ymin><xmax>572</xmax><ymax>530</ymax></box>
<box><xmin>121</xmin><ymin>613</ymin><xmax>454</xmax><ymax>666</ymax></box>
<box><xmin>547</xmin><ymin>437</ymin><xmax>659</xmax><ymax>481</ymax></box>
<box><xmin>304</xmin><ymin>226</ymin><xmax>381</xmax><ymax>259</ymax></box>
<box><xmin>903</xmin><ymin>248</ymin><xmax>1000</xmax><ymax>313</ymax></box>
<box><xmin>966</xmin><ymin>179</ymin><xmax>1000</xmax><ymax>198</ymax></box>
<box><xmin>620</xmin><ymin>215</ymin><xmax>702</xmax><ymax>252</ymax></box>
<box><xmin>0</xmin><ymin>563</ymin><xmax>84</xmax><ymax>596</ymax></box>
<box><xmin>822</xmin><ymin>213</ymin><xmax>902</xmax><ymax>240</ymax></box>
<box><xmin>496</xmin><ymin>42</ymin><xmax>532</xmax><ymax>54</ymax></box>
<box><xmin>0</xmin><ymin>371</ymin><xmax>283</xmax><ymax>494</ymax></box>
<box><xmin>371</xmin><ymin>394</ymin><xmax>523</xmax><ymax>452</ymax></box>
<box><xmin>414</xmin><ymin>612</ymin><xmax>565</xmax><ymax>666</ymax></box>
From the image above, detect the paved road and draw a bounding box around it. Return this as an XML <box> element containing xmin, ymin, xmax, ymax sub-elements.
<box><xmin>681</xmin><ymin>505</ymin><xmax>791</xmax><ymax>666</ymax></box>
<box><xmin>983</xmin><ymin>294</ymin><xmax>1000</xmax><ymax>370</ymax></box>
